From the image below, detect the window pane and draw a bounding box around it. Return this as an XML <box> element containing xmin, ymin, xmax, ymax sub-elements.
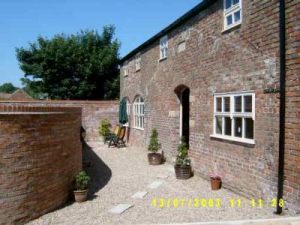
<box><xmin>234</xmin><ymin>10</ymin><xmax>241</xmax><ymax>22</ymax></box>
<box><xmin>234</xmin><ymin>117</ymin><xmax>242</xmax><ymax>137</ymax></box>
<box><xmin>244</xmin><ymin>95</ymin><xmax>252</xmax><ymax>112</ymax></box>
<box><xmin>233</xmin><ymin>0</ymin><xmax>239</xmax><ymax>5</ymax></box>
<box><xmin>227</xmin><ymin>15</ymin><xmax>233</xmax><ymax>26</ymax></box>
<box><xmin>216</xmin><ymin>97</ymin><xmax>222</xmax><ymax>112</ymax></box>
<box><xmin>224</xmin><ymin>97</ymin><xmax>230</xmax><ymax>112</ymax></box>
<box><xmin>216</xmin><ymin>116</ymin><xmax>222</xmax><ymax>134</ymax></box>
<box><xmin>225</xmin><ymin>0</ymin><xmax>232</xmax><ymax>9</ymax></box>
<box><xmin>224</xmin><ymin>117</ymin><xmax>232</xmax><ymax>135</ymax></box>
<box><xmin>234</xmin><ymin>96</ymin><xmax>242</xmax><ymax>112</ymax></box>
<box><xmin>245</xmin><ymin>118</ymin><xmax>254</xmax><ymax>139</ymax></box>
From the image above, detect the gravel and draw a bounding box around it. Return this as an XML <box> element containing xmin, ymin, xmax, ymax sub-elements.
<box><xmin>27</xmin><ymin>142</ymin><xmax>294</xmax><ymax>225</ymax></box>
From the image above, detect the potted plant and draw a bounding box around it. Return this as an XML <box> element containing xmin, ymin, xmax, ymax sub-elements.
<box><xmin>174</xmin><ymin>139</ymin><xmax>192</xmax><ymax>179</ymax></box>
<box><xmin>74</xmin><ymin>171</ymin><xmax>91</xmax><ymax>203</ymax></box>
<box><xmin>210</xmin><ymin>173</ymin><xmax>222</xmax><ymax>190</ymax></box>
<box><xmin>98</xmin><ymin>119</ymin><xmax>111</xmax><ymax>143</ymax></box>
<box><xmin>148</xmin><ymin>129</ymin><xmax>163</xmax><ymax>165</ymax></box>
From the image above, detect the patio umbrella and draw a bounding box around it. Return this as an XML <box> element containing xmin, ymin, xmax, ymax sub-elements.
<box><xmin>119</xmin><ymin>98</ymin><xmax>128</xmax><ymax>124</ymax></box>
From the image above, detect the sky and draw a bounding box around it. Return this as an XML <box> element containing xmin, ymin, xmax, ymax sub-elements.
<box><xmin>0</xmin><ymin>0</ymin><xmax>200</xmax><ymax>87</ymax></box>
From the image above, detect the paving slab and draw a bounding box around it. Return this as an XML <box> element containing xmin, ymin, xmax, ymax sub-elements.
<box><xmin>156</xmin><ymin>174</ymin><xmax>169</xmax><ymax>179</ymax></box>
<box><xmin>131</xmin><ymin>191</ymin><xmax>148</xmax><ymax>199</ymax></box>
<box><xmin>108</xmin><ymin>204</ymin><xmax>133</xmax><ymax>214</ymax></box>
<box><xmin>148</xmin><ymin>180</ymin><xmax>163</xmax><ymax>189</ymax></box>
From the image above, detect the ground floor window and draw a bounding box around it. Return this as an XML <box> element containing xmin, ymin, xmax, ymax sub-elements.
<box><xmin>124</xmin><ymin>98</ymin><xmax>131</xmax><ymax>127</ymax></box>
<box><xmin>212</xmin><ymin>91</ymin><xmax>255</xmax><ymax>144</ymax></box>
<box><xmin>133</xmin><ymin>96</ymin><xmax>144</xmax><ymax>129</ymax></box>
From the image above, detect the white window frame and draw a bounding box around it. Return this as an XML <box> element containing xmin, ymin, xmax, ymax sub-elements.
<box><xmin>124</xmin><ymin>98</ymin><xmax>131</xmax><ymax>127</ymax></box>
<box><xmin>211</xmin><ymin>91</ymin><xmax>255</xmax><ymax>144</ymax></box>
<box><xmin>126</xmin><ymin>100</ymin><xmax>131</xmax><ymax>116</ymax></box>
<box><xmin>135</xmin><ymin>55</ymin><xmax>141</xmax><ymax>71</ymax></box>
<box><xmin>123</xmin><ymin>65</ymin><xmax>129</xmax><ymax>77</ymax></box>
<box><xmin>223</xmin><ymin>0</ymin><xmax>242</xmax><ymax>31</ymax></box>
<box><xmin>133</xmin><ymin>96</ymin><xmax>144</xmax><ymax>130</ymax></box>
<box><xmin>159</xmin><ymin>35</ymin><xmax>168</xmax><ymax>60</ymax></box>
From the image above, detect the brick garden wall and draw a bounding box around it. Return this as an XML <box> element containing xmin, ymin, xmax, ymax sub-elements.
<box><xmin>0</xmin><ymin>105</ymin><xmax>82</xmax><ymax>225</ymax></box>
<box><xmin>120</xmin><ymin>0</ymin><xmax>299</xmax><ymax>212</ymax></box>
<box><xmin>0</xmin><ymin>100</ymin><xmax>119</xmax><ymax>142</ymax></box>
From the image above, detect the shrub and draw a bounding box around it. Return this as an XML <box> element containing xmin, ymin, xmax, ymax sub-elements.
<box><xmin>148</xmin><ymin>129</ymin><xmax>161</xmax><ymax>153</ymax></box>
<box><xmin>99</xmin><ymin>119</ymin><xmax>111</xmax><ymax>137</ymax></box>
<box><xmin>175</xmin><ymin>138</ymin><xmax>191</xmax><ymax>167</ymax></box>
<box><xmin>75</xmin><ymin>171</ymin><xmax>91</xmax><ymax>190</ymax></box>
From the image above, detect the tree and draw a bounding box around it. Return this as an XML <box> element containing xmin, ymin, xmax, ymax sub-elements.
<box><xmin>0</xmin><ymin>83</ymin><xmax>18</xmax><ymax>93</ymax></box>
<box><xmin>16</xmin><ymin>26</ymin><xmax>120</xmax><ymax>100</ymax></box>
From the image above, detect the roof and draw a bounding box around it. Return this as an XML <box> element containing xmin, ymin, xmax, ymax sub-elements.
<box><xmin>120</xmin><ymin>0</ymin><xmax>216</xmax><ymax>64</ymax></box>
<box><xmin>0</xmin><ymin>89</ymin><xmax>33</xmax><ymax>101</ymax></box>
<box><xmin>10</xmin><ymin>89</ymin><xmax>33</xmax><ymax>100</ymax></box>
<box><xmin>0</xmin><ymin>93</ymin><xmax>12</xmax><ymax>100</ymax></box>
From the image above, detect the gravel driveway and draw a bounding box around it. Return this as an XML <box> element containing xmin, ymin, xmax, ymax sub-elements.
<box><xmin>27</xmin><ymin>142</ymin><xmax>293</xmax><ymax>225</ymax></box>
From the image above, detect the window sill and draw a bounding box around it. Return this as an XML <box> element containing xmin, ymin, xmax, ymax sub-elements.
<box><xmin>158</xmin><ymin>57</ymin><xmax>167</xmax><ymax>62</ymax></box>
<box><xmin>222</xmin><ymin>23</ymin><xmax>241</xmax><ymax>34</ymax></box>
<box><xmin>210</xmin><ymin>134</ymin><xmax>255</xmax><ymax>145</ymax></box>
<box><xmin>133</xmin><ymin>127</ymin><xmax>144</xmax><ymax>131</ymax></box>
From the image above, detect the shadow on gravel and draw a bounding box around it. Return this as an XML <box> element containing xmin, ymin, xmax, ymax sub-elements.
<box><xmin>82</xmin><ymin>141</ymin><xmax>112</xmax><ymax>200</ymax></box>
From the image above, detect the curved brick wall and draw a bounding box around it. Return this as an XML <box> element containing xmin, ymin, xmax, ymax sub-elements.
<box><xmin>0</xmin><ymin>100</ymin><xmax>119</xmax><ymax>142</ymax></box>
<box><xmin>0</xmin><ymin>106</ymin><xmax>82</xmax><ymax>225</ymax></box>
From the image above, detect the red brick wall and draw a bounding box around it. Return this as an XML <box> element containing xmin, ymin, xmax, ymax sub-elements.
<box><xmin>120</xmin><ymin>0</ymin><xmax>299</xmax><ymax>212</ymax></box>
<box><xmin>284</xmin><ymin>0</ymin><xmax>300</xmax><ymax>213</ymax></box>
<box><xmin>0</xmin><ymin>100</ymin><xmax>119</xmax><ymax>141</ymax></box>
<box><xmin>0</xmin><ymin>105</ymin><xmax>82</xmax><ymax>225</ymax></box>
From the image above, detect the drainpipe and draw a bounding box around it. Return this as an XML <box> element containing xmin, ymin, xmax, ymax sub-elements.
<box><xmin>276</xmin><ymin>0</ymin><xmax>286</xmax><ymax>215</ymax></box>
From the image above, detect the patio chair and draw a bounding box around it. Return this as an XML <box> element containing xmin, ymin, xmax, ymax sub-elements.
<box><xmin>105</xmin><ymin>125</ymin><xmax>120</xmax><ymax>143</ymax></box>
<box><xmin>108</xmin><ymin>126</ymin><xmax>126</xmax><ymax>148</ymax></box>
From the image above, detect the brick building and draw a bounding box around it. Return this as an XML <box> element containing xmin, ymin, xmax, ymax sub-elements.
<box><xmin>120</xmin><ymin>0</ymin><xmax>299</xmax><ymax>212</ymax></box>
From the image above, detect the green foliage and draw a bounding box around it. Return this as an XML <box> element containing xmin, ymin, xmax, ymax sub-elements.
<box><xmin>16</xmin><ymin>26</ymin><xmax>120</xmax><ymax>100</ymax></box>
<box><xmin>75</xmin><ymin>171</ymin><xmax>91</xmax><ymax>190</ymax></box>
<box><xmin>99</xmin><ymin>119</ymin><xmax>111</xmax><ymax>137</ymax></box>
<box><xmin>148</xmin><ymin>129</ymin><xmax>161</xmax><ymax>153</ymax></box>
<box><xmin>0</xmin><ymin>83</ymin><xmax>18</xmax><ymax>93</ymax></box>
<box><xmin>21</xmin><ymin>78</ymin><xmax>44</xmax><ymax>99</ymax></box>
<box><xmin>175</xmin><ymin>138</ymin><xmax>191</xmax><ymax>167</ymax></box>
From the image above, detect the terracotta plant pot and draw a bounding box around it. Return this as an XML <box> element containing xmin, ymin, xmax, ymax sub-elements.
<box><xmin>174</xmin><ymin>165</ymin><xmax>192</xmax><ymax>180</ymax></box>
<box><xmin>148</xmin><ymin>153</ymin><xmax>162</xmax><ymax>165</ymax></box>
<box><xmin>210</xmin><ymin>177</ymin><xmax>222</xmax><ymax>190</ymax></box>
<box><xmin>74</xmin><ymin>190</ymin><xmax>88</xmax><ymax>202</ymax></box>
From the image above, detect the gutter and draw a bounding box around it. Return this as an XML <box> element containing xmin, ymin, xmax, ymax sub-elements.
<box><xmin>276</xmin><ymin>0</ymin><xmax>286</xmax><ymax>215</ymax></box>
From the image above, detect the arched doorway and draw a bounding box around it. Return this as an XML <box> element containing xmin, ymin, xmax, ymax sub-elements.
<box><xmin>175</xmin><ymin>85</ymin><xmax>190</xmax><ymax>148</ymax></box>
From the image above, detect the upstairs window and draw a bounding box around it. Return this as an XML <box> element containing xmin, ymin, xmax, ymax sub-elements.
<box><xmin>159</xmin><ymin>35</ymin><xmax>168</xmax><ymax>60</ymax></box>
<box><xmin>224</xmin><ymin>0</ymin><xmax>242</xmax><ymax>30</ymax></box>
<box><xmin>123</xmin><ymin>65</ymin><xmax>129</xmax><ymax>77</ymax></box>
<box><xmin>212</xmin><ymin>91</ymin><xmax>255</xmax><ymax>144</ymax></box>
<box><xmin>135</xmin><ymin>55</ymin><xmax>141</xmax><ymax>71</ymax></box>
